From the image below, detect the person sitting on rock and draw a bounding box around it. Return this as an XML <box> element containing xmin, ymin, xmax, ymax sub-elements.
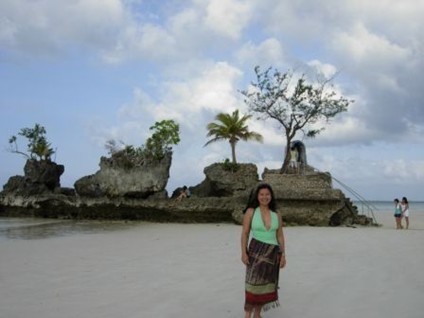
<box><xmin>176</xmin><ymin>186</ymin><xmax>191</xmax><ymax>201</ymax></box>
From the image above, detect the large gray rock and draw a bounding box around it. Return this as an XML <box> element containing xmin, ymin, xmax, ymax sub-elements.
<box><xmin>261</xmin><ymin>169</ymin><xmax>375</xmax><ymax>226</ymax></box>
<box><xmin>2</xmin><ymin>159</ymin><xmax>64</xmax><ymax>196</ymax></box>
<box><xmin>74</xmin><ymin>152</ymin><xmax>172</xmax><ymax>198</ymax></box>
<box><xmin>24</xmin><ymin>159</ymin><xmax>64</xmax><ymax>190</ymax></box>
<box><xmin>0</xmin><ymin>194</ymin><xmax>240</xmax><ymax>223</ymax></box>
<box><xmin>191</xmin><ymin>163</ymin><xmax>259</xmax><ymax>197</ymax></box>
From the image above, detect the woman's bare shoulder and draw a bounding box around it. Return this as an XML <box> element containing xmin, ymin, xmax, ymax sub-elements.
<box><xmin>245</xmin><ymin>207</ymin><xmax>255</xmax><ymax>216</ymax></box>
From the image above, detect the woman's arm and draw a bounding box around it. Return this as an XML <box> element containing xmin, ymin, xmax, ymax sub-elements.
<box><xmin>241</xmin><ymin>208</ymin><xmax>254</xmax><ymax>265</ymax></box>
<box><xmin>276</xmin><ymin>212</ymin><xmax>286</xmax><ymax>268</ymax></box>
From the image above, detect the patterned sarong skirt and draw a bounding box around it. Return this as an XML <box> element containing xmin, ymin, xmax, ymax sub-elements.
<box><xmin>244</xmin><ymin>238</ymin><xmax>280</xmax><ymax>311</ymax></box>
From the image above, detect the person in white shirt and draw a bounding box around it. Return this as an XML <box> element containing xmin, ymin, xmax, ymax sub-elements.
<box><xmin>401</xmin><ymin>197</ymin><xmax>410</xmax><ymax>229</ymax></box>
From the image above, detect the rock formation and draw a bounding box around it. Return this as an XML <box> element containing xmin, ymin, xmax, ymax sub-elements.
<box><xmin>258</xmin><ymin>168</ymin><xmax>373</xmax><ymax>226</ymax></box>
<box><xmin>190</xmin><ymin>163</ymin><xmax>259</xmax><ymax>197</ymax></box>
<box><xmin>0</xmin><ymin>156</ymin><xmax>375</xmax><ymax>226</ymax></box>
<box><xmin>2</xmin><ymin>159</ymin><xmax>64</xmax><ymax>196</ymax></box>
<box><xmin>74</xmin><ymin>152</ymin><xmax>172</xmax><ymax>199</ymax></box>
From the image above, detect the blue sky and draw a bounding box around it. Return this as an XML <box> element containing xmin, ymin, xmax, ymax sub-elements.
<box><xmin>1</xmin><ymin>0</ymin><xmax>423</xmax><ymax>201</ymax></box>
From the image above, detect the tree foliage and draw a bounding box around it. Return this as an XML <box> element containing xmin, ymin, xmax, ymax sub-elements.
<box><xmin>144</xmin><ymin>119</ymin><xmax>180</xmax><ymax>160</ymax></box>
<box><xmin>205</xmin><ymin>109</ymin><xmax>263</xmax><ymax>164</ymax></box>
<box><xmin>8</xmin><ymin>123</ymin><xmax>55</xmax><ymax>161</ymax></box>
<box><xmin>241</xmin><ymin>66</ymin><xmax>352</xmax><ymax>171</ymax></box>
<box><xmin>106</xmin><ymin>119</ymin><xmax>180</xmax><ymax>168</ymax></box>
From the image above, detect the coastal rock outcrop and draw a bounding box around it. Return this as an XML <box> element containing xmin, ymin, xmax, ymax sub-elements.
<box><xmin>74</xmin><ymin>152</ymin><xmax>172</xmax><ymax>198</ymax></box>
<box><xmin>1</xmin><ymin>159</ymin><xmax>375</xmax><ymax>227</ymax></box>
<box><xmin>259</xmin><ymin>168</ymin><xmax>374</xmax><ymax>226</ymax></box>
<box><xmin>190</xmin><ymin>163</ymin><xmax>259</xmax><ymax>197</ymax></box>
<box><xmin>2</xmin><ymin>159</ymin><xmax>64</xmax><ymax>196</ymax></box>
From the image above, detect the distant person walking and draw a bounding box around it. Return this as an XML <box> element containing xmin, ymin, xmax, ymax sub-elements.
<box><xmin>394</xmin><ymin>198</ymin><xmax>403</xmax><ymax>229</ymax></box>
<box><xmin>241</xmin><ymin>183</ymin><xmax>286</xmax><ymax>318</ymax></box>
<box><xmin>401</xmin><ymin>197</ymin><xmax>410</xmax><ymax>229</ymax></box>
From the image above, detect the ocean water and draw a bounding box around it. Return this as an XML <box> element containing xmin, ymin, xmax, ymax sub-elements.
<box><xmin>352</xmin><ymin>200</ymin><xmax>423</xmax><ymax>226</ymax></box>
<box><xmin>354</xmin><ymin>200</ymin><xmax>424</xmax><ymax>214</ymax></box>
<box><xmin>0</xmin><ymin>218</ymin><xmax>137</xmax><ymax>241</ymax></box>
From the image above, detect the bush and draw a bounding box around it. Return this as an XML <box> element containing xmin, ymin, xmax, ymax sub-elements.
<box><xmin>105</xmin><ymin>119</ymin><xmax>181</xmax><ymax>168</ymax></box>
<box><xmin>221</xmin><ymin>158</ymin><xmax>240</xmax><ymax>172</ymax></box>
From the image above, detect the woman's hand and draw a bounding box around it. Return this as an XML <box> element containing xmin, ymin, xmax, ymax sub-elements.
<box><xmin>279</xmin><ymin>255</ymin><xmax>286</xmax><ymax>268</ymax></box>
<box><xmin>241</xmin><ymin>252</ymin><xmax>250</xmax><ymax>265</ymax></box>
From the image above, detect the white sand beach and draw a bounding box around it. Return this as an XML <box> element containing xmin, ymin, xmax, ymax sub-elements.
<box><xmin>1</xmin><ymin>212</ymin><xmax>423</xmax><ymax>318</ymax></box>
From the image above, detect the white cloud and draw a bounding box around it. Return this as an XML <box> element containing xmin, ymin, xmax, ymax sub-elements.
<box><xmin>236</xmin><ymin>38</ymin><xmax>286</xmax><ymax>67</ymax></box>
<box><xmin>329</xmin><ymin>22</ymin><xmax>424</xmax><ymax>136</ymax></box>
<box><xmin>86</xmin><ymin>88</ymin><xmax>158</xmax><ymax>148</ymax></box>
<box><xmin>248</xmin><ymin>119</ymin><xmax>284</xmax><ymax>147</ymax></box>
<box><xmin>204</xmin><ymin>0</ymin><xmax>253</xmax><ymax>39</ymax></box>
<box><xmin>118</xmin><ymin>88</ymin><xmax>156</xmax><ymax>121</ymax></box>
<box><xmin>342</xmin><ymin>0</ymin><xmax>424</xmax><ymax>42</ymax></box>
<box><xmin>169</xmin><ymin>7</ymin><xmax>200</xmax><ymax>37</ymax></box>
<box><xmin>383</xmin><ymin>159</ymin><xmax>424</xmax><ymax>183</ymax></box>
<box><xmin>332</xmin><ymin>23</ymin><xmax>411</xmax><ymax>70</ymax></box>
<box><xmin>0</xmin><ymin>0</ymin><xmax>258</xmax><ymax>63</ymax></box>
<box><xmin>0</xmin><ymin>0</ymin><xmax>125</xmax><ymax>55</ymax></box>
<box><xmin>102</xmin><ymin>23</ymin><xmax>176</xmax><ymax>64</ymax></box>
<box><xmin>155</xmin><ymin>61</ymin><xmax>244</xmax><ymax>125</ymax></box>
<box><xmin>307</xmin><ymin>60</ymin><xmax>338</xmax><ymax>79</ymax></box>
<box><xmin>306</xmin><ymin>144</ymin><xmax>424</xmax><ymax>199</ymax></box>
<box><xmin>110</xmin><ymin>61</ymin><xmax>244</xmax><ymax>143</ymax></box>
<box><xmin>0</xmin><ymin>15</ymin><xmax>17</xmax><ymax>46</ymax></box>
<box><xmin>314</xmin><ymin>117</ymin><xmax>377</xmax><ymax>146</ymax></box>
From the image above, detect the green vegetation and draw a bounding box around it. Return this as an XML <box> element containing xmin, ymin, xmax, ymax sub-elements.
<box><xmin>144</xmin><ymin>119</ymin><xmax>180</xmax><ymax>160</ymax></box>
<box><xmin>205</xmin><ymin>109</ymin><xmax>263</xmax><ymax>164</ymax></box>
<box><xmin>109</xmin><ymin>145</ymin><xmax>146</xmax><ymax>169</ymax></box>
<box><xmin>221</xmin><ymin>158</ymin><xmax>240</xmax><ymax>172</ymax></box>
<box><xmin>241</xmin><ymin>66</ymin><xmax>352</xmax><ymax>171</ymax></box>
<box><xmin>105</xmin><ymin>119</ymin><xmax>180</xmax><ymax>168</ymax></box>
<box><xmin>8</xmin><ymin>123</ymin><xmax>55</xmax><ymax>161</ymax></box>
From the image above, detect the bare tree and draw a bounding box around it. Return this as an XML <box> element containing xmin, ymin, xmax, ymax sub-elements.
<box><xmin>241</xmin><ymin>66</ymin><xmax>352</xmax><ymax>172</ymax></box>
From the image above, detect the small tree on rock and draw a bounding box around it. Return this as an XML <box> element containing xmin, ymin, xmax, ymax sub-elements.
<box><xmin>143</xmin><ymin>119</ymin><xmax>180</xmax><ymax>160</ymax></box>
<box><xmin>8</xmin><ymin>123</ymin><xmax>55</xmax><ymax>161</ymax></box>
<box><xmin>241</xmin><ymin>66</ymin><xmax>352</xmax><ymax>172</ymax></box>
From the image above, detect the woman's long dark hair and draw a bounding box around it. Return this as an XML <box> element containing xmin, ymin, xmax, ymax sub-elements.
<box><xmin>243</xmin><ymin>183</ymin><xmax>277</xmax><ymax>213</ymax></box>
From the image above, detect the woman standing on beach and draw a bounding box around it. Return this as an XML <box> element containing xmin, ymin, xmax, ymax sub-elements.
<box><xmin>394</xmin><ymin>198</ymin><xmax>403</xmax><ymax>229</ymax></box>
<box><xmin>401</xmin><ymin>197</ymin><xmax>410</xmax><ymax>229</ymax></box>
<box><xmin>241</xmin><ymin>183</ymin><xmax>286</xmax><ymax>318</ymax></box>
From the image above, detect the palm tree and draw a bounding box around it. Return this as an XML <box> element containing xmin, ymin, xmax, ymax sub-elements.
<box><xmin>205</xmin><ymin>109</ymin><xmax>263</xmax><ymax>164</ymax></box>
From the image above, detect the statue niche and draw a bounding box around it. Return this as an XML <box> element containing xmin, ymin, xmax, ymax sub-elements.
<box><xmin>285</xmin><ymin>140</ymin><xmax>307</xmax><ymax>174</ymax></box>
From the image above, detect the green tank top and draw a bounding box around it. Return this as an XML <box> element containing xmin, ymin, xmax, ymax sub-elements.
<box><xmin>251</xmin><ymin>207</ymin><xmax>279</xmax><ymax>246</ymax></box>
